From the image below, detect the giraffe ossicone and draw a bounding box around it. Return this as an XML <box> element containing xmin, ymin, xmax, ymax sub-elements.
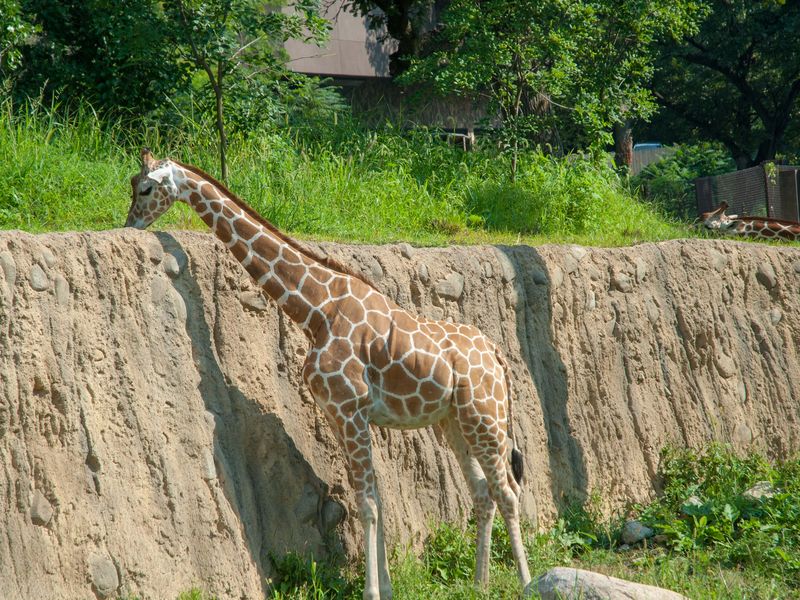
<box><xmin>125</xmin><ymin>148</ymin><xmax>532</xmax><ymax>599</ymax></box>
<box><xmin>701</xmin><ymin>201</ymin><xmax>800</xmax><ymax>241</ymax></box>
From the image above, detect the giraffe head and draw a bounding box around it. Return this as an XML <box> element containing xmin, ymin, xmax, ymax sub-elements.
<box><xmin>700</xmin><ymin>201</ymin><xmax>739</xmax><ymax>231</ymax></box>
<box><xmin>125</xmin><ymin>148</ymin><xmax>180</xmax><ymax>229</ymax></box>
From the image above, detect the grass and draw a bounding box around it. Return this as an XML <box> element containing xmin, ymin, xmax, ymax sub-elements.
<box><xmin>0</xmin><ymin>99</ymin><xmax>696</xmax><ymax>246</ymax></box>
<box><xmin>146</xmin><ymin>446</ymin><xmax>797</xmax><ymax>600</ymax></box>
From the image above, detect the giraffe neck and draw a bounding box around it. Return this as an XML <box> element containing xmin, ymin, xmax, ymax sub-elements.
<box><xmin>174</xmin><ymin>166</ymin><xmax>340</xmax><ymax>337</ymax></box>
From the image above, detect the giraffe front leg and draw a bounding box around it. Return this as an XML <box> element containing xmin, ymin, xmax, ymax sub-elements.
<box><xmin>376</xmin><ymin>495</ymin><xmax>393</xmax><ymax>599</ymax></box>
<box><xmin>338</xmin><ymin>410</ymin><xmax>385</xmax><ymax>600</ymax></box>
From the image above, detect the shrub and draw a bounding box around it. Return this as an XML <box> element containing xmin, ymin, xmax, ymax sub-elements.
<box><xmin>632</xmin><ymin>143</ymin><xmax>735</xmax><ymax>220</ymax></box>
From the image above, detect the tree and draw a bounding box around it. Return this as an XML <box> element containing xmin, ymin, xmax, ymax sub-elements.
<box><xmin>13</xmin><ymin>0</ymin><xmax>184</xmax><ymax>115</ymax></box>
<box><xmin>0</xmin><ymin>0</ymin><xmax>37</xmax><ymax>90</ymax></box>
<box><xmin>166</xmin><ymin>0</ymin><xmax>328</xmax><ymax>181</ymax></box>
<box><xmin>402</xmin><ymin>0</ymin><xmax>702</xmax><ymax>179</ymax></box>
<box><xmin>651</xmin><ymin>0</ymin><xmax>800</xmax><ymax>169</ymax></box>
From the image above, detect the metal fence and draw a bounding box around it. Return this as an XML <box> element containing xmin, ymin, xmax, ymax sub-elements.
<box><xmin>695</xmin><ymin>164</ymin><xmax>800</xmax><ymax>221</ymax></box>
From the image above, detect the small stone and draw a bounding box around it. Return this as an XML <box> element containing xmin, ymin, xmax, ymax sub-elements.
<box><xmin>611</xmin><ymin>271</ymin><xmax>632</xmax><ymax>293</ymax></box>
<box><xmin>621</xmin><ymin>520</ymin><xmax>654</xmax><ymax>545</ymax></box>
<box><xmin>436</xmin><ymin>272</ymin><xmax>465</xmax><ymax>301</ymax></box>
<box><xmin>569</xmin><ymin>245</ymin><xmax>588</xmax><ymax>261</ymax></box>
<box><xmin>743</xmin><ymin>481</ymin><xmax>775</xmax><ymax>502</ymax></box>
<box><xmin>398</xmin><ymin>243</ymin><xmax>414</xmax><ymax>259</ymax></box>
<box><xmin>240</xmin><ymin>291</ymin><xmax>268</xmax><ymax>312</ymax></box>
<box><xmin>31</xmin><ymin>490</ymin><xmax>54</xmax><ymax>526</ymax></box>
<box><xmin>365</xmin><ymin>257</ymin><xmax>384</xmax><ymax>281</ymax></box>
<box><xmin>681</xmin><ymin>496</ymin><xmax>703</xmax><ymax>513</ymax></box>
<box><xmin>147</xmin><ymin>240</ymin><xmax>164</xmax><ymax>264</ymax></box>
<box><xmin>163</xmin><ymin>254</ymin><xmax>181</xmax><ymax>278</ymax></box>
<box><xmin>88</xmin><ymin>553</ymin><xmax>119</xmax><ymax>598</ymax></box>
<box><xmin>39</xmin><ymin>247</ymin><xmax>56</xmax><ymax>268</ymax></box>
<box><xmin>584</xmin><ymin>290</ymin><xmax>596</xmax><ymax>311</ymax></box>
<box><xmin>652</xmin><ymin>534</ymin><xmax>669</xmax><ymax>545</ymax></box>
<box><xmin>713</xmin><ymin>348</ymin><xmax>737</xmax><ymax>379</ymax></box>
<box><xmin>550</xmin><ymin>266</ymin><xmax>564</xmax><ymax>288</ymax></box>
<box><xmin>646</xmin><ymin>299</ymin><xmax>660</xmax><ymax>324</ymax></box>
<box><xmin>201</xmin><ymin>450</ymin><xmax>216</xmax><ymax>481</ymax></box>
<box><xmin>563</xmin><ymin>254</ymin><xmax>579</xmax><ymax>275</ymax></box>
<box><xmin>794</xmin><ymin>261</ymin><xmax>800</xmax><ymax>274</ymax></box>
<box><xmin>531</xmin><ymin>269</ymin><xmax>548</xmax><ymax>285</ymax></box>
<box><xmin>495</xmin><ymin>252</ymin><xmax>517</xmax><ymax>283</ymax></box>
<box><xmin>30</xmin><ymin>264</ymin><xmax>50</xmax><ymax>291</ymax></box>
<box><xmin>770</xmin><ymin>308</ymin><xmax>782</xmax><ymax>324</ymax></box>
<box><xmin>483</xmin><ymin>262</ymin><xmax>493</xmax><ymax>278</ymax></box>
<box><xmin>0</xmin><ymin>250</ymin><xmax>16</xmax><ymax>294</ymax></box>
<box><xmin>417</xmin><ymin>263</ymin><xmax>430</xmax><ymax>283</ymax></box>
<box><xmin>322</xmin><ymin>499</ymin><xmax>346</xmax><ymax>531</ymax></box>
<box><xmin>54</xmin><ymin>274</ymin><xmax>70</xmax><ymax>306</ymax></box>
<box><xmin>635</xmin><ymin>258</ymin><xmax>648</xmax><ymax>282</ymax></box>
<box><xmin>756</xmin><ymin>263</ymin><xmax>777</xmax><ymax>289</ymax></box>
<box><xmin>709</xmin><ymin>249</ymin><xmax>728</xmax><ymax>272</ymax></box>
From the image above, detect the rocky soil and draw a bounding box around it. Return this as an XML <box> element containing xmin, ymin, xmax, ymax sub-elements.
<box><xmin>0</xmin><ymin>230</ymin><xmax>798</xmax><ymax>599</ymax></box>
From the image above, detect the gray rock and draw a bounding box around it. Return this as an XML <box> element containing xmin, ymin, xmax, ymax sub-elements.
<box><xmin>147</xmin><ymin>240</ymin><xmax>164</xmax><ymax>264</ymax></box>
<box><xmin>538</xmin><ymin>567</ymin><xmax>688</xmax><ymax>600</ymax></box>
<box><xmin>495</xmin><ymin>252</ymin><xmax>517</xmax><ymax>283</ymax></box>
<box><xmin>611</xmin><ymin>271</ymin><xmax>633</xmax><ymax>293</ymax></box>
<box><xmin>570</xmin><ymin>245</ymin><xmax>588</xmax><ymax>261</ymax></box>
<box><xmin>31</xmin><ymin>490</ymin><xmax>54</xmax><ymax>526</ymax></box>
<box><xmin>322</xmin><ymin>499</ymin><xmax>346</xmax><ymax>531</ymax></box>
<box><xmin>585</xmin><ymin>290</ymin><xmax>596</xmax><ymax>311</ymax></box>
<box><xmin>163</xmin><ymin>254</ymin><xmax>181</xmax><ymax>278</ymax></box>
<box><xmin>398</xmin><ymin>243</ymin><xmax>414</xmax><ymax>259</ymax></box>
<box><xmin>30</xmin><ymin>264</ymin><xmax>50</xmax><ymax>291</ymax></box>
<box><xmin>621</xmin><ymin>520</ymin><xmax>654</xmax><ymax>545</ymax></box>
<box><xmin>770</xmin><ymin>308</ymin><xmax>783</xmax><ymax>324</ymax></box>
<box><xmin>531</xmin><ymin>269</ymin><xmax>548</xmax><ymax>285</ymax></box>
<box><xmin>550</xmin><ymin>266</ymin><xmax>564</xmax><ymax>288</ymax></box>
<box><xmin>365</xmin><ymin>257</ymin><xmax>384</xmax><ymax>281</ymax></box>
<box><xmin>635</xmin><ymin>258</ymin><xmax>648</xmax><ymax>282</ymax></box>
<box><xmin>39</xmin><ymin>247</ymin><xmax>56</xmax><ymax>268</ymax></box>
<box><xmin>417</xmin><ymin>263</ymin><xmax>430</xmax><ymax>283</ymax></box>
<box><xmin>482</xmin><ymin>262</ymin><xmax>493</xmax><ymax>278</ymax></box>
<box><xmin>756</xmin><ymin>262</ymin><xmax>777</xmax><ymax>289</ymax></box>
<box><xmin>0</xmin><ymin>250</ymin><xmax>16</xmax><ymax>293</ymax></box>
<box><xmin>240</xmin><ymin>291</ymin><xmax>268</xmax><ymax>312</ymax></box>
<box><xmin>743</xmin><ymin>481</ymin><xmax>775</xmax><ymax>502</ymax></box>
<box><xmin>54</xmin><ymin>274</ymin><xmax>70</xmax><ymax>306</ymax></box>
<box><xmin>563</xmin><ymin>254</ymin><xmax>579</xmax><ymax>275</ymax></box>
<box><xmin>88</xmin><ymin>554</ymin><xmax>119</xmax><ymax>598</ymax></box>
<box><xmin>794</xmin><ymin>261</ymin><xmax>800</xmax><ymax>274</ymax></box>
<box><xmin>436</xmin><ymin>273</ymin><xmax>465</xmax><ymax>301</ymax></box>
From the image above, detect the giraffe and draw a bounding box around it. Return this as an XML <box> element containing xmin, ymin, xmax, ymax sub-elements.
<box><xmin>701</xmin><ymin>201</ymin><xmax>800</xmax><ymax>242</ymax></box>
<box><xmin>124</xmin><ymin>148</ymin><xmax>532</xmax><ymax>599</ymax></box>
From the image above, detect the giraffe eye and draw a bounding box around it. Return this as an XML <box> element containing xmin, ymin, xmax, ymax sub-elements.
<box><xmin>140</xmin><ymin>185</ymin><xmax>153</xmax><ymax>196</ymax></box>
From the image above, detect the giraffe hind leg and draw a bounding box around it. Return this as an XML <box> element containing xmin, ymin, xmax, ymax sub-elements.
<box><xmin>440</xmin><ymin>416</ymin><xmax>496</xmax><ymax>588</ymax></box>
<box><xmin>453</xmin><ymin>400</ymin><xmax>532</xmax><ymax>596</ymax></box>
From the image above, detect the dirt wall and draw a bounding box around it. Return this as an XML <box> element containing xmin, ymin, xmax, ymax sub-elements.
<box><xmin>1</xmin><ymin>230</ymin><xmax>798</xmax><ymax>599</ymax></box>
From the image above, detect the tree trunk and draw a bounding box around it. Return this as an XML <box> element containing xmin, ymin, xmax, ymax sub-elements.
<box><xmin>613</xmin><ymin>120</ymin><xmax>633</xmax><ymax>173</ymax></box>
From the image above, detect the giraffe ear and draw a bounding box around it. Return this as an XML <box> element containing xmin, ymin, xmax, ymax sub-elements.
<box><xmin>146</xmin><ymin>165</ymin><xmax>172</xmax><ymax>184</ymax></box>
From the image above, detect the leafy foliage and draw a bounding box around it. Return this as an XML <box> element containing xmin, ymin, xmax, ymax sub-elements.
<box><xmin>650</xmin><ymin>0</ymin><xmax>800</xmax><ymax>167</ymax></box>
<box><xmin>12</xmin><ymin>0</ymin><xmax>185</xmax><ymax>115</ymax></box>
<box><xmin>631</xmin><ymin>143</ymin><xmax>735</xmax><ymax>220</ymax></box>
<box><xmin>402</xmin><ymin>0</ymin><xmax>703</xmax><ymax>178</ymax></box>
<box><xmin>0</xmin><ymin>0</ymin><xmax>36</xmax><ymax>86</ymax></box>
<box><xmin>268</xmin><ymin>552</ymin><xmax>360</xmax><ymax>600</ymax></box>
<box><xmin>639</xmin><ymin>445</ymin><xmax>800</xmax><ymax>584</ymax></box>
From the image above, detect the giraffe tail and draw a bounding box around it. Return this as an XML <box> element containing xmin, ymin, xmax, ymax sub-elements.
<box><xmin>495</xmin><ymin>345</ymin><xmax>524</xmax><ymax>485</ymax></box>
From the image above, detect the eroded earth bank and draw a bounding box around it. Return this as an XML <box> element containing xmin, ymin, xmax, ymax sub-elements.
<box><xmin>1</xmin><ymin>230</ymin><xmax>798</xmax><ymax>599</ymax></box>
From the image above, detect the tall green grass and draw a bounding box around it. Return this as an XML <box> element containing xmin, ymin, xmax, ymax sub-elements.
<box><xmin>0</xmin><ymin>100</ymin><xmax>690</xmax><ymax>245</ymax></box>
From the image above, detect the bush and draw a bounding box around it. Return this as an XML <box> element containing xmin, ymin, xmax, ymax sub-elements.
<box><xmin>632</xmin><ymin>143</ymin><xmax>735</xmax><ymax>220</ymax></box>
